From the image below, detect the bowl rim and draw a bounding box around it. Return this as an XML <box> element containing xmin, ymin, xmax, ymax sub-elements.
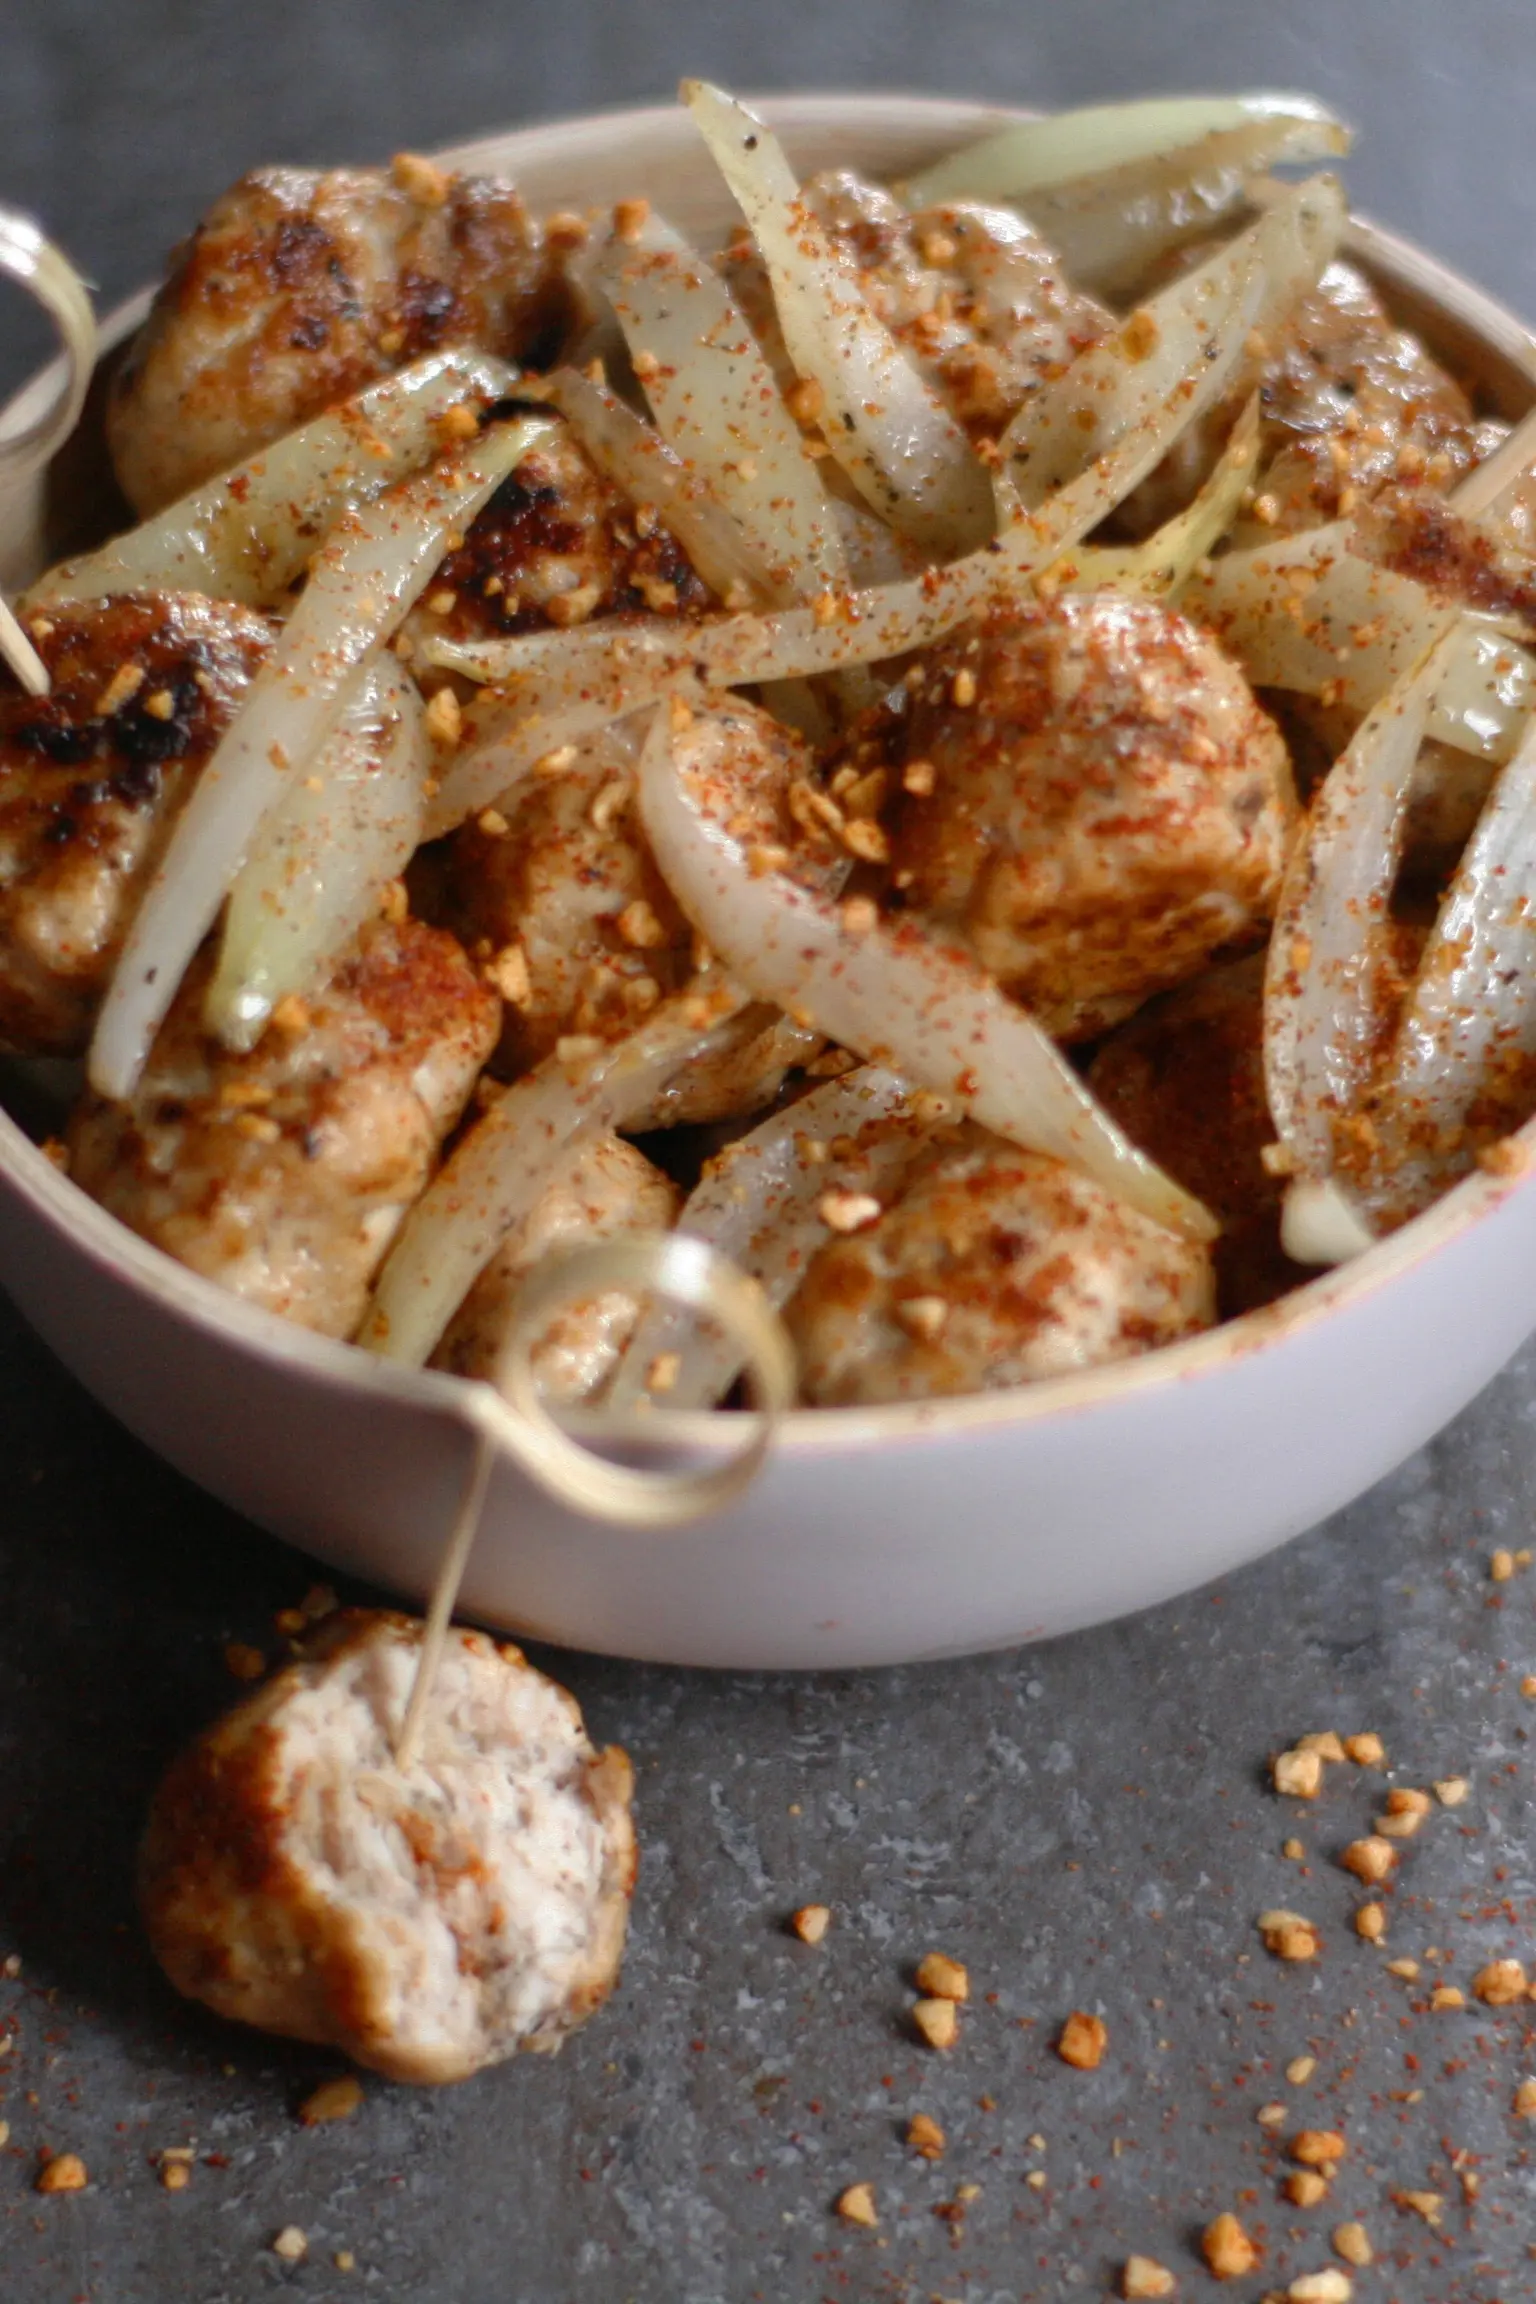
<box><xmin>5</xmin><ymin>87</ymin><xmax>1536</xmax><ymax>1468</ymax></box>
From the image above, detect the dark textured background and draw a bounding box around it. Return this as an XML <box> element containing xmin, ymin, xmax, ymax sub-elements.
<box><xmin>3</xmin><ymin>5</ymin><xmax>1536</xmax><ymax>2300</ymax></box>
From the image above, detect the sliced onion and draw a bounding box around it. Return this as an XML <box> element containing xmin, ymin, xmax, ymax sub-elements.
<box><xmin>637</xmin><ymin>704</ymin><xmax>1214</xmax><ymax>1241</ymax></box>
<box><xmin>1263</xmin><ymin>620</ymin><xmax>1462</xmax><ymax>1181</ymax></box>
<box><xmin>607</xmin><ymin>1065</ymin><xmax>942</xmax><ymax>1410</ymax></box>
<box><xmin>203</xmin><ymin>657</ymin><xmax>428</xmax><ymax>1052</ymax></box>
<box><xmin>1450</xmin><ymin>401</ymin><xmax>1536</xmax><ymax>525</ymax></box>
<box><xmin>31</xmin><ymin>350</ymin><xmax>515</xmax><ymax>612</ymax></box>
<box><xmin>541</xmin><ymin>366</ymin><xmax>774</xmax><ymax>606</ymax></box>
<box><xmin>421</xmin><ymin>285</ymin><xmax>1260</xmax><ymax>838</ymax></box>
<box><xmin>88</xmin><ymin>413</ymin><xmax>555</xmax><ymax>1102</ymax></box>
<box><xmin>586</xmin><ymin>213</ymin><xmax>851</xmax><ymax>599</ymax></box>
<box><xmin>358</xmin><ymin>986</ymin><xmax>756</xmax><ymax>1368</ymax></box>
<box><xmin>1365</xmin><ymin>709</ymin><xmax>1536</xmax><ymax>1213</ymax></box>
<box><xmin>998</xmin><ymin>174</ymin><xmax>1344</xmax><ymax>512</ymax></box>
<box><xmin>1191</xmin><ymin>520</ymin><xmax>1536</xmax><ymax>760</ymax></box>
<box><xmin>1051</xmin><ymin>393</ymin><xmax>1260</xmax><ymax>599</ymax></box>
<box><xmin>683</xmin><ymin>80</ymin><xmax>995</xmax><ymax>556</ymax></box>
<box><xmin>904</xmin><ymin>93</ymin><xmax>1350</xmax><ymax>208</ymax></box>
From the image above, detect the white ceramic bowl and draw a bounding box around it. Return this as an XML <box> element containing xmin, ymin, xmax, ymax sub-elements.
<box><xmin>3</xmin><ymin>95</ymin><xmax>1536</xmax><ymax>1671</ymax></box>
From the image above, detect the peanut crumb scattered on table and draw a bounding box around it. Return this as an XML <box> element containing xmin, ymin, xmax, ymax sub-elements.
<box><xmin>1202</xmin><ymin>2211</ymin><xmax>1259</xmax><ymax>2280</ymax></box>
<box><xmin>836</xmin><ymin>2182</ymin><xmax>877</xmax><ymax>2227</ymax></box>
<box><xmin>1055</xmin><ymin>2010</ymin><xmax>1108</xmax><ymax>2068</ymax></box>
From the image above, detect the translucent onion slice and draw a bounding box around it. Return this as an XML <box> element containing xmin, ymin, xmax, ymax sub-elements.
<box><xmin>358</xmin><ymin>986</ymin><xmax>757</xmax><ymax>1368</ymax></box>
<box><xmin>88</xmin><ymin>413</ymin><xmax>555</xmax><ymax>1102</ymax></box>
<box><xmin>30</xmin><ymin>350</ymin><xmax>515</xmax><ymax>612</ymax></box>
<box><xmin>1050</xmin><ymin>393</ymin><xmax>1260</xmax><ymax>599</ymax></box>
<box><xmin>1450</xmin><ymin>400</ymin><xmax>1536</xmax><ymax>525</ymax></box>
<box><xmin>607</xmin><ymin>1065</ymin><xmax>942</xmax><ymax>1410</ymax></box>
<box><xmin>904</xmin><ymin>92</ymin><xmax>1350</xmax><ymax>207</ymax></box>
<box><xmin>1190</xmin><ymin>521</ymin><xmax>1536</xmax><ymax>761</ymax></box>
<box><xmin>997</xmin><ymin>174</ymin><xmax>1343</xmax><ymax>511</ymax></box>
<box><xmin>1367</xmin><ymin>709</ymin><xmax>1536</xmax><ymax>1213</ymax></box>
<box><xmin>1263</xmin><ymin>620</ymin><xmax>1462</xmax><ymax>1188</ymax></box>
<box><xmin>421</xmin><ymin>278</ymin><xmax>1259</xmax><ymax>838</ymax></box>
<box><xmin>683</xmin><ymin>80</ymin><xmax>996</xmax><ymax>556</ymax></box>
<box><xmin>586</xmin><ymin>212</ymin><xmax>850</xmax><ymax>600</ymax></box>
<box><xmin>540</xmin><ymin>366</ymin><xmax>773</xmax><ymax>606</ymax></box>
<box><xmin>1010</xmin><ymin>118</ymin><xmax>1354</xmax><ymax>300</ymax></box>
<box><xmin>203</xmin><ymin>657</ymin><xmax>428</xmax><ymax>1052</ymax></box>
<box><xmin>637</xmin><ymin>704</ymin><xmax>1215</xmax><ymax>1242</ymax></box>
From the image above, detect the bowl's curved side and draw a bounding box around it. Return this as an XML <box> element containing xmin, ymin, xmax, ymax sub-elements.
<box><xmin>3</xmin><ymin>95</ymin><xmax>1536</xmax><ymax>1668</ymax></box>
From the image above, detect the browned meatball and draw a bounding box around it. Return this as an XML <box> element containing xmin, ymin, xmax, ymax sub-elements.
<box><xmin>109</xmin><ymin>158</ymin><xmax>572</xmax><ymax>514</ymax></box>
<box><xmin>434</xmin><ymin>1131</ymin><xmax>680</xmax><ymax>1402</ymax></box>
<box><xmin>402</xmin><ymin>419</ymin><xmax>714</xmax><ymax>657</ymax></box>
<box><xmin>888</xmin><ymin>592</ymin><xmax>1295</xmax><ymax>1040</ymax></box>
<box><xmin>1087</xmin><ymin>956</ymin><xmax>1307</xmax><ymax>1315</ymax></box>
<box><xmin>66</xmin><ymin>918</ymin><xmax>500</xmax><ymax>1338</ymax></box>
<box><xmin>0</xmin><ymin>594</ymin><xmax>272</xmax><ymax>1055</ymax></box>
<box><xmin>440</xmin><ymin>699</ymin><xmax>811</xmax><ymax>1096</ymax></box>
<box><xmin>139</xmin><ymin>1610</ymin><xmax>637</xmax><ymax>2085</ymax></box>
<box><xmin>786</xmin><ymin>1134</ymin><xmax>1215</xmax><ymax>1405</ymax></box>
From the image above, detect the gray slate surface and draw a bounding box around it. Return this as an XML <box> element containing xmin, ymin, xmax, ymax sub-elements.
<box><xmin>3</xmin><ymin>5</ymin><xmax>1536</xmax><ymax>2299</ymax></box>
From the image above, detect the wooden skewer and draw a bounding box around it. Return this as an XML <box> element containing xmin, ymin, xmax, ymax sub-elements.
<box><xmin>394</xmin><ymin>1400</ymin><xmax>498</xmax><ymax>1769</ymax></box>
<box><xmin>0</xmin><ymin>596</ymin><xmax>48</xmax><ymax>696</ymax></box>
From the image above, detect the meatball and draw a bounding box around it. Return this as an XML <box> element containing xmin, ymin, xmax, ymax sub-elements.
<box><xmin>139</xmin><ymin>1610</ymin><xmax>637</xmax><ymax>2084</ymax></box>
<box><xmin>440</xmin><ymin>698</ymin><xmax>814</xmax><ymax>1110</ymax></box>
<box><xmin>66</xmin><ymin>918</ymin><xmax>500</xmax><ymax>1339</ymax></box>
<box><xmin>402</xmin><ymin>419</ymin><xmax>714</xmax><ymax>657</ymax></box>
<box><xmin>434</xmin><ymin>1131</ymin><xmax>680</xmax><ymax>1403</ymax></box>
<box><xmin>109</xmin><ymin>158</ymin><xmax>572</xmax><ymax>514</ymax></box>
<box><xmin>1087</xmin><ymin>956</ymin><xmax>1307</xmax><ymax>1315</ymax></box>
<box><xmin>888</xmin><ymin>592</ymin><xmax>1295</xmax><ymax>1040</ymax></box>
<box><xmin>786</xmin><ymin>1134</ymin><xmax>1215</xmax><ymax>1405</ymax></box>
<box><xmin>0</xmin><ymin>594</ymin><xmax>272</xmax><ymax>1055</ymax></box>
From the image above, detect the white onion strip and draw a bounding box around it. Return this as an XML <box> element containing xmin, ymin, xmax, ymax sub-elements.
<box><xmin>542</xmin><ymin>366</ymin><xmax>775</xmax><ymax>606</ymax></box>
<box><xmin>88</xmin><ymin>414</ymin><xmax>554</xmax><ymax>1102</ymax></box>
<box><xmin>684</xmin><ymin>80</ymin><xmax>995</xmax><ymax>556</ymax></box>
<box><xmin>0</xmin><ymin>205</ymin><xmax>95</xmax><ymax>479</ymax></box>
<box><xmin>637</xmin><ymin>706</ymin><xmax>1215</xmax><ymax>1241</ymax></box>
<box><xmin>1052</xmin><ymin>393</ymin><xmax>1261</xmax><ymax>600</ymax></box>
<box><xmin>1368</xmin><ymin>710</ymin><xmax>1536</xmax><ymax>1211</ymax></box>
<box><xmin>587</xmin><ymin>213</ymin><xmax>850</xmax><ymax>599</ymax></box>
<box><xmin>204</xmin><ymin>657</ymin><xmax>429</xmax><ymax>1051</ymax></box>
<box><xmin>1191</xmin><ymin>521</ymin><xmax>1536</xmax><ymax>761</ymax></box>
<box><xmin>30</xmin><ymin>349</ymin><xmax>515</xmax><ymax>612</ymax></box>
<box><xmin>998</xmin><ymin>174</ymin><xmax>1343</xmax><ymax>511</ymax></box>
<box><xmin>608</xmin><ymin>1065</ymin><xmax>940</xmax><ymax>1411</ymax></box>
<box><xmin>1263</xmin><ymin>620</ymin><xmax>1462</xmax><ymax>1186</ymax></box>
<box><xmin>422</xmin><ymin>277</ymin><xmax>1261</xmax><ymax>838</ymax></box>
<box><xmin>904</xmin><ymin>92</ymin><xmax>1350</xmax><ymax>207</ymax></box>
<box><xmin>358</xmin><ymin>987</ymin><xmax>756</xmax><ymax>1368</ymax></box>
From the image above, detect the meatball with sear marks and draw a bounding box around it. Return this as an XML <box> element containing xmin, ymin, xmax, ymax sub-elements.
<box><xmin>889</xmin><ymin>591</ymin><xmax>1295</xmax><ymax>1041</ymax></box>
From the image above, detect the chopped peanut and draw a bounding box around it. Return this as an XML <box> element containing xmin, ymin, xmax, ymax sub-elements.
<box><xmin>271</xmin><ymin>2227</ymin><xmax>309</xmax><ymax>2262</ymax></box>
<box><xmin>1491</xmin><ymin>1547</ymin><xmax>1515</xmax><ymax>1581</ymax></box>
<box><xmin>1121</xmin><ymin>2258</ymin><xmax>1176</xmax><ymax>2299</ymax></box>
<box><xmin>915</xmin><ymin>1951</ymin><xmax>969</xmax><ymax>2003</ymax></box>
<box><xmin>1259</xmin><ymin>1909</ymin><xmax>1321</xmax><ymax>1961</ymax></box>
<box><xmin>790</xmin><ymin>1904</ymin><xmax>831</xmax><ymax>1946</ymax></box>
<box><xmin>1287</xmin><ymin>2055</ymin><xmax>1317</xmax><ymax>2086</ymax></box>
<box><xmin>1392</xmin><ymin>2189</ymin><xmax>1443</xmax><ymax>2226</ymax></box>
<box><xmin>818</xmin><ymin>1189</ymin><xmax>882</xmax><ymax>1234</ymax></box>
<box><xmin>299</xmin><ymin>2076</ymin><xmax>363</xmax><ymax>2125</ymax></box>
<box><xmin>836</xmin><ymin>2182</ymin><xmax>877</xmax><ymax>2227</ymax></box>
<box><xmin>1202</xmin><ymin>2212</ymin><xmax>1259</xmax><ymax>2280</ymax></box>
<box><xmin>1374</xmin><ymin>1808</ymin><xmax>1424</xmax><ymax>1840</ymax></box>
<box><xmin>1273</xmin><ymin>1748</ymin><xmax>1324</xmax><ymax>1800</ymax></box>
<box><xmin>1430</xmin><ymin>1984</ymin><xmax>1466</xmax><ymax>2011</ymax></box>
<box><xmin>160</xmin><ymin>2160</ymin><xmax>190</xmax><ymax>2191</ymax></box>
<box><xmin>424</xmin><ymin>686</ymin><xmax>462</xmax><ymax>747</ymax></box>
<box><xmin>1433</xmin><ymin>1777</ymin><xmax>1470</xmax><ymax>1807</ymax></box>
<box><xmin>1354</xmin><ymin>1903</ymin><xmax>1387</xmax><ymax>1943</ymax></box>
<box><xmin>1290</xmin><ymin>2130</ymin><xmax>1346</xmax><ymax>2168</ymax></box>
<box><xmin>1289</xmin><ymin>2273</ymin><xmax>1352</xmax><ymax>2304</ymax></box>
<box><xmin>1386</xmin><ymin>1957</ymin><xmax>1420</xmax><ymax>1980</ymax></box>
<box><xmin>1342</xmin><ymin>1733</ymin><xmax>1385</xmax><ymax>1767</ymax></box>
<box><xmin>913</xmin><ymin>1997</ymin><xmax>958</xmax><ymax>2050</ymax></box>
<box><xmin>1332</xmin><ymin>2222</ymin><xmax>1373</xmax><ymax>2268</ymax></box>
<box><xmin>1472</xmin><ymin>1957</ymin><xmax>1528</xmax><ymax>2005</ymax></box>
<box><xmin>1286</xmin><ymin>2170</ymin><xmax>1331</xmax><ymax>2208</ymax></box>
<box><xmin>1256</xmin><ymin>2102</ymin><xmax>1288</xmax><ymax>2128</ymax></box>
<box><xmin>1383</xmin><ymin>1787</ymin><xmax>1432</xmax><ymax>1817</ymax></box>
<box><xmin>906</xmin><ymin>2112</ymin><xmax>946</xmax><ymax>2160</ymax></box>
<box><xmin>1056</xmin><ymin>2011</ymin><xmax>1108</xmax><ymax>2069</ymax></box>
<box><xmin>1297</xmin><ymin>1732</ymin><xmax>1346</xmax><ymax>1763</ymax></box>
<box><xmin>1339</xmin><ymin>1837</ymin><xmax>1397</xmax><ymax>1885</ymax></box>
<box><xmin>1514</xmin><ymin>2076</ymin><xmax>1536</xmax><ymax>2117</ymax></box>
<box><xmin>36</xmin><ymin>2154</ymin><xmax>87</xmax><ymax>2194</ymax></box>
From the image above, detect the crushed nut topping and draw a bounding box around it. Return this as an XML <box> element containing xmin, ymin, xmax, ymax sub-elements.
<box><xmin>913</xmin><ymin>1997</ymin><xmax>958</xmax><ymax>2050</ymax></box>
<box><xmin>915</xmin><ymin>1951</ymin><xmax>970</xmax><ymax>2003</ymax></box>
<box><xmin>790</xmin><ymin>1904</ymin><xmax>831</xmax><ymax>1945</ymax></box>
<box><xmin>1202</xmin><ymin>2212</ymin><xmax>1259</xmax><ymax>2280</ymax></box>
<box><xmin>836</xmin><ymin>2182</ymin><xmax>878</xmax><ymax>2227</ymax></box>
